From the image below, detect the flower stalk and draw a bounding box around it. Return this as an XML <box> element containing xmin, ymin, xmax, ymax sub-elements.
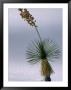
<box><xmin>18</xmin><ymin>8</ymin><xmax>42</xmax><ymax>42</ymax></box>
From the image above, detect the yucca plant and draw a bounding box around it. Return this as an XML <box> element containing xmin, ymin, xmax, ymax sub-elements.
<box><xmin>26</xmin><ymin>39</ymin><xmax>61</xmax><ymax>81</ymax></box>
<box><xmin>18</xmin><ymin>8</ymin><xmax>61</xmax><ymax>81</ymax></box>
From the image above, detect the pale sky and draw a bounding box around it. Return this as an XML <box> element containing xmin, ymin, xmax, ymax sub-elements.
<box><xmin>8</xmin><ymin>8</ymin><xmax>62</xmax><ymax>81</ymax></box>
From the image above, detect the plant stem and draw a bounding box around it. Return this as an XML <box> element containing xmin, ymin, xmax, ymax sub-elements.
<box><xmin>35</xmin><ymin>26</ymin><xmax>42</xmax><ymax>42</ymax></box>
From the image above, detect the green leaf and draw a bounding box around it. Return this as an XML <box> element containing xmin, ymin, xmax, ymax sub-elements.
<box><xmin>26</xmin><ymin>39</ymin><xmax>61</xmax><ymax>64</ymax></box>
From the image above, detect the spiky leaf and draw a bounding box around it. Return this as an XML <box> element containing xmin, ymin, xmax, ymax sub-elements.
<box><xmin>26</xmin><ymin>39</ymin><xmax>61</xmax><ymax>64</ymax></box>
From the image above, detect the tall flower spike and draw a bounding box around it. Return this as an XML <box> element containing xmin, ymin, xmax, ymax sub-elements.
<box><xmin>18</xmin><ymin>8</ymin><xmax>37</xmax><ymax>27</ymax></box>
<box><xmin>18</xmin><ymin>8</ymin><xmax>42</xmax><ymax>42</ymax></box>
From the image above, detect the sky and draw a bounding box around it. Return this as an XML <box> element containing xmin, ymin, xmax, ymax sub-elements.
<box><xmin>8</xmin><ymin>8</ymin><xmax>62</xmax><ymax>81</ymax></box>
